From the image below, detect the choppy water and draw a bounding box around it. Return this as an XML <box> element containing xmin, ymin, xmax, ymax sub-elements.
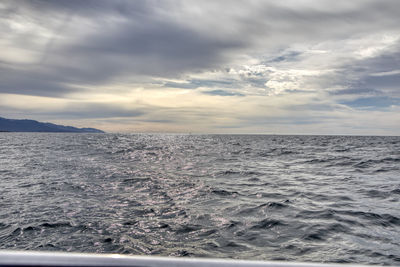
<box><xmin>0</xmin><ymin>133</ymin><xmax>399</xmax><ymax>265</ymax></box>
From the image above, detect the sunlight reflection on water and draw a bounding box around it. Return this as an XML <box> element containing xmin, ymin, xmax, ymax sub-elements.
<box><xmin>0</xmin><ymin>133</ymin><xmax>399</xmax><ymax>264</ymax></box>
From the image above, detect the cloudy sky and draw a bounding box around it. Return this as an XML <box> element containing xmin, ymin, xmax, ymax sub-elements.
<box><xmin>1</xmin><ymin>0</ymin><xmax>399</xmax><ymax>134</ymax></box>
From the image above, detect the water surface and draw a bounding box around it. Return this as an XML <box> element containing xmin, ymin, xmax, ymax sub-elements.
<box><xmin>0</xmin><ymin>133</ymin><xmax>399</xmax><ymax>265</ymax></box>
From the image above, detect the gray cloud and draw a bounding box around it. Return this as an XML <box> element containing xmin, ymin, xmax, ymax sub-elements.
<box><xmin>268</xmin><ymin>51</ymin><xmax>302</xmax><ymax>63</ymax></box>
<box><xmin>330</xmin><ymin>88</ymin><xmax>381</xmax><ymax>96</ymax></box>
<box><xmin>339</xmin><ymin>97</ymin><xmax>400</xmax><ymax>109</ymax></box>
<box><xmin>326</xmin><ymin>46</ymin><xmax>400</xmax><ymax>101</ymax></box>
<box><xmin>0</xmin><ymin>0</ymin><xmax>249</xmax><ymax>97</ymax></box>
<box><xmin>0</xmin><ymin>63</ymin><xmax>80</xmax><ymax>97</ymax></box>
<box><xmin>54</xmin><ymin>103</ymin><xmax>145</xmax><ymax>119</ymax></box>
<box><xmin>364</xmin><ymin>74</ymin><xmax>400</xmax><ymax>92</ymax></box>
<box><xmin>56</xmin><ymin>19</ymin><xmax>244</xmax><ymax>80</ymax></box>
<box><xmin>2</xmin><ymin>0</ymin><xmax>400</xmax><ymax>97</ymax></box>
<box><xmin>202</xmin><ymin>90</ymin><xmax>245</xmax><ymax>97</ymax></box>
<box><xmin>1</xmin><ymin>0</ymin><xmax>399</xmax><ymax>134</ymax></box>
<box><xmin>0</xmin><ymin>101</ymin><xmax>145</xmax><ymax>120</ymax></box>
<box><xmin>164</xmin><ymin>79</ymin><xmax>235</xmax><ymax>90</ymax></box>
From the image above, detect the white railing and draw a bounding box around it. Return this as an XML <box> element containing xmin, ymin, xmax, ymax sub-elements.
<box><xmin>0</xmin><ymin>251</ymin><xmax>373</xmax><ymax>267</ymax></box>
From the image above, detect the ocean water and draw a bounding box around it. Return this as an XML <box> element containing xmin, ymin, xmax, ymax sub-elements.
<box><xmin>0</xmin><ymin>133</ymin><xmax>399</xmax><ymax>265</ymax></box>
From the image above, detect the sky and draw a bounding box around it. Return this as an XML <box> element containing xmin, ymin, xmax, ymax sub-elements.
<box><xmin>1</xmin><ymin>0</ymin><xmax>399</xmax><ymax>135</ymax></box>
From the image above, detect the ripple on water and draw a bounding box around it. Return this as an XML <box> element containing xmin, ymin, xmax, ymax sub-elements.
<box><xmin>0</xmin><ymin>133</ymin><xmax>399</xmax><ymax>265</ymax></box>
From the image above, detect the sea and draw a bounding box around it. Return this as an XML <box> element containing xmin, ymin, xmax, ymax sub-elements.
<box><xmin>0</xmin><ymin>133</ymin><xmax>399</xmax><ymax>265</ymax></box>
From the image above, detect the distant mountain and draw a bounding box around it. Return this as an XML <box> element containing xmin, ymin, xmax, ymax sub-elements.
<box><xmin>0</xmin><ymin>117</ymin><xmax>104</xmax><ymax>133</ymax></box>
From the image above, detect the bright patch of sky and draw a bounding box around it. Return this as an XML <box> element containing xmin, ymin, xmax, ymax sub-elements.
<box><xmin>0</xmin><ymin>0</ymin><xmax>399</xmax><ymax>134</ymax></box>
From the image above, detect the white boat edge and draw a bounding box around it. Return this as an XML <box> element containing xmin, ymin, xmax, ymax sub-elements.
<box><xmin>0</xmin><ymin>250</ymin><xmax>380</xmax><ymax>267</ymax></box>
